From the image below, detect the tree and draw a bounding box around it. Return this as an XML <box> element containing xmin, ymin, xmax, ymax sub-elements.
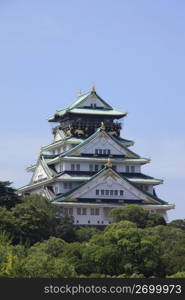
<box><xmin>167</xmin><ymin>272</ymin><xmax>185</xmax><ymax>278</ymax></box>
<box><xmin>168</xmin><ymin>219</ymin><xmax>185</xmax><ymax>231</ymax></box>
<box><xmin>75</xmin><ymin>226</ymin><xmax>99</xmax><ymax>242</ymax></box>
<box><xmin>0</xmin><ymin>207</ymin><xmax>16</xmax><ymax>235</ymax></box>
<box><xmin>145</xmin><ymin>225</ymin><xmax>185</xmax><ymax>276</ymax></box>
<box><xmin>22</xmin><ymin>254</ymin><xmax>76</xmax><ymax>278</ymax></box>
<box><xmin>0</xmin><ymin>181</ymin><xmax>22</xmax><ymax>209</ymax></box>
<box><xmin>90</xmin><ymin>221</ymin><xmax>165</xmax><ymax>277</ymax></box>
<box><xmin>109</xmin><ymin>205</ymin><xmax>166</xmax><ymax>228</ymax></box>
<box><xmin>28</xmin><ymin>237</ymin><xmax>67</xmax><ymax>257</ymax></box>
<box><xmin>11</xmin><ymin>194</ymin><xmax>68</xmax><ymax>245</ymax></box>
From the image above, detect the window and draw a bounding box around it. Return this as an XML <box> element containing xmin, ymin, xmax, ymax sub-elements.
<box><xmin>91</xmin><ymin>103</ymin><xmax>96</xmax><ymax>108</ymax></box>
<box><xmin>105</xmin><ymin>190</ymin><xmax>109</xmax><ymax>196</ymax></box>
<box><xmin>76</xmin><ymin>220</ymin><xmax>79</xmax><ymax>223</ymax></box>
<box><xmin>68</xmin><ymin>208</ymin><xmax>73</xmax><ymax>215</ymax></box>
<box><xmin>114</xmin><ymin>190</ymin><xmax>118</xmax><ymax>196</ymax></box>
<box><xmin>88</xmin><ymin>220</ymin><xmax>91</xmax><ymax>224</ymax></box>
<box><xmin>71</xmin><ymin>164</ymin><xmax>80</xmax><ymax>171</ymax></box>
<box><xmin>77</xmin><ymin>208</ymin><xmax>81</xmax><ymax>215</ymax></box>
<box><xmin>120</xmin><ymin>190</ymin><xmax>124</xmax><ymax>196</ymax></box>
<box><xmin>95</xmin><ymin>208</ymin><xmax>99</xmax><ymax>215</ymax></box>
<box><xmin>144</xmin><ymin>185</ymin><xmax>148</xmax><ymax>191</ymax></box>
<box><xmin>96</xmin><ymin>190</ymin><xmax>99</xmax><ymax>195</ymax></box>
<box><xmin>82</xmin><ymin>208</ymin><xmax>86</xmax><ymax>215</ymax></box>
<box><xmin>64</xmin><ymin>182</ymin><xmax>72</xmax><ymax>189</ymax></box>
<box><xmin>110</xmin><ymin>190</ymin><xmax>113</xmax><ymax>196</ymax></box>
<box><xmin>95</xmin><ymin>165</ymin><xmax>99</xmax><ymax>172</ymax></box>
<box><xmin>131</xmin><ymin>166</ymin><xmax>135</xmax><ymax>173</ymax></box>
<box><xmin>91</xmin><ymin>208</ymin><xmax>94</xmax><ymax>215</ymax></box>
<box><xmin>91</xmin><ymin>208</ymin><xmax>99</xmax><ymax>215</ymax></box>
<box><xmin>95</xmin><ymin>149</ymin><xmax>111</xmax><ymax>155</ymax></box>
<box><xmin>89</xmin><ymin>164</ymin><xmax>93</xmax><ymax>171</ymax></box>
<box><xmin>126</xmin><ymin>166</ymin><xmax>130</xmax><ymax>173</ymax></box>
<box><xmin>62</xmin><ymin>207</ymin><xmax>73</xmax><ymax>215</ymax></box>
<box><xmin>101</xmin><ymin>190</ymin><xmax>104</xmax><ymax>195</ymax></box>
<box><xmin>76</xmin><ymin>164</ymin><xmax>80</xmax><ymax>171</ymax></box>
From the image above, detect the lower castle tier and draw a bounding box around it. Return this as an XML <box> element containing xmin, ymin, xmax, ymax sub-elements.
<box><xmin>19</xmin><ymin>87</ymin><xmax>175</xmax><ymax>224</ymax></box>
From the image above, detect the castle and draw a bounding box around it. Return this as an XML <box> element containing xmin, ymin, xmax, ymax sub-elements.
<box><xmin>19</xmin><ymin>86</ymin><xmax>174</xmax><ymax>224</ymax></box>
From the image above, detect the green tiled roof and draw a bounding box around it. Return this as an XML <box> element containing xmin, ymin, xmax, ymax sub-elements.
<box><xmin>41</xmin><ymin>136</ymin><xmax>83</xmax><ymax>151</ymax></box>
<box><xmin>60</xmin><ymin>128</ymin><xmax>140</xmax><ymax>158</ymax></box>
<box><xmin>53</xmin><ymin>167</ymin><xmax>168</xmax><ymax>205</ymax></box>
<box><xmin>69</xmin><ymin>108</ymin><xmax>126</xmax><ymax>116</ymax></box>
<box><xmin>48</xmin><ymin>90</ymin><xmax>127</xmax><ymax>121</ymax></box>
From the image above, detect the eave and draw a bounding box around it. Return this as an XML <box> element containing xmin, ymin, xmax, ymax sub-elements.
<box><xmin>52</xmin><ymin>201</ymin><xmax>175</xmax><ymax>211</ymax></box>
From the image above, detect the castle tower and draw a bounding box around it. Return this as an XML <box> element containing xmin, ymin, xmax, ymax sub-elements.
<box><xmin>19</xmin><ymin>87</ymin><xmax>174</xmax><ymax>224</ymax></box>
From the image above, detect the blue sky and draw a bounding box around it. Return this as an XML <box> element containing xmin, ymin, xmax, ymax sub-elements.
<box><xmin>0</xmin><ymin>0</ymin><xmax>184</xmax><ymax>220</ymax></box>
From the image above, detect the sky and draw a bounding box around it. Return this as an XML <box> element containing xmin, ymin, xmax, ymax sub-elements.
<box><xmin>0</xmin><ymin>0</ymin><xmax>184</xmax><ymax>220</ymax></box>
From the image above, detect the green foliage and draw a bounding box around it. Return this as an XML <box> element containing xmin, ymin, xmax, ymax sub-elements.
<box><xmin>0</xmin><ymin>181</ymin><xmax>22</xmax><ymax>209</ymax></box>
<box><xmin>75</xmin><ymin>226</ymin><xmax>99</xmax><ymax>242</ymax></box>
<box><xmin>109</xmin><ymin>205</ymin><xmax>166</xmax><ymax>228</ymax></box>
<box><xmin>168</xmin><ymin>219</ymin><xmax>185</xmax><ymax>231</ymax></box>
<box><xmin>28</xmin><ymin>237</ymin><xmax>66</xmax><ymax>257</ymax></box>
<box><xmin>167</xmin><ymin>272</ymin><xmax>185</xmax><ymax>278</ymax></box>
<box><xmin>0</xmin><ymin>206</ymin><xmax>16</xmax><ymax>234</ymax></box>
<box><xmin>145</xmin><ymin>225</ymin><xmax>185</xmax><ymax>276</ymax></box>
<box><xmin>11</xmin><ymin>195</ymin><xmax>60</xmax><ymax>244</ymax></box>
<box><xmin>0</xmin><ymin>189</ymin><xmax>184</xmax><ymax>278</ymax></box>
<box><xmin>22</xmin><ymin>254</ymin><xmax>76</xmax><ymax>278</ymax></box>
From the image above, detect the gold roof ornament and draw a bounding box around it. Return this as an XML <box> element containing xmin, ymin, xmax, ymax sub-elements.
<box><xmin>38</xmin><ymin>148</ymin><xmax>42</xmax><ymax>156</ymax></box>
<box><xmin>105</xmin><ymin>157</ymin><xmax>112</xmax><ymax>168</ymax></box>
<box><xmin>91</xmin><ymin>84</ymin><xmax>96</xmax><ymax>92</ymax></box>
<box><xmin>100</xmin><ymin>121</ymin><xmax>106</xmax><ymax>130</ymax></box>
<box><xmin>77</xmin><ymin>89</ymin><xmax>82</xmax><ymax>97</ymax></box>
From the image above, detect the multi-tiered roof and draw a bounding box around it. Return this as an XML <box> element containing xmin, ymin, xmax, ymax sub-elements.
<box><xmin>19</xmin><ymin>87</ymin><xmax>174</xmax><ymax>224</ymax></box>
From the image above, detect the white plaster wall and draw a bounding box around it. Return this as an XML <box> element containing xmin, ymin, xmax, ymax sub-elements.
<box><xmin>78</xmin><ymin>95</ymin><xmax>108</xmax><ymax>108</ymax></box>
<box><xmin>59</xmin><ymin>205</ymin><xmax>169</xmax><ymax>225</ymax></box>
<box><xmin>54</xmin><ymin>132</ymin><xmax>62</xmax><ymax>142</ymax></box>
<box><xmin>117</xmin><ymin>164</ymin><xmax>141</xmax><ymax>172</ymax></box>
<box><xmin>54</xmin><ymin>182</ymin><xmax>82</xmax><ymax>193</ymax></box>
<box><xmin>82</xmin><ymin>137</ymin><xmax>125</xmax><ymax>155</ymax></box>
<box><xmin>80</xmin><ymin>182</ymin><xmax>139</xmax><ymax>200</ymax></box>
<box><xmin>59</xmin><ymin>161</ymin><xmax>141</xmax><ymax>172</ymax></box>
<box><xmin>147</xmin><ymin>186</ymin><xmax>153</xmax><ymax>194</ymax></box>
<box><xmin>55</xmin><ymin>163</ymin><xmax>63</xmax><ymax>173</ymax></box>
<box><xmin>32</xmin><ymin>165</ymin><xmax>48</xmax><ymax>182</ymax></box>
<box><xmin>69</xmin><ymin>206</ymin><xmax>111</xmax><ymax>225</ymax></box>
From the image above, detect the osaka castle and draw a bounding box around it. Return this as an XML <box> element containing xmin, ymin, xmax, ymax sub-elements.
<box><xmin>19</xmin><ymin>86</ymin><xmax>174</xmax><ymax>224</ymax></box>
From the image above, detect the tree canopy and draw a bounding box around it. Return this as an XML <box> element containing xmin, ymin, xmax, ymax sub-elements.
<box><xmin>0</xmin><ymin>184</ymin><xmax>184</xmax><ymax>278</ymax></box>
